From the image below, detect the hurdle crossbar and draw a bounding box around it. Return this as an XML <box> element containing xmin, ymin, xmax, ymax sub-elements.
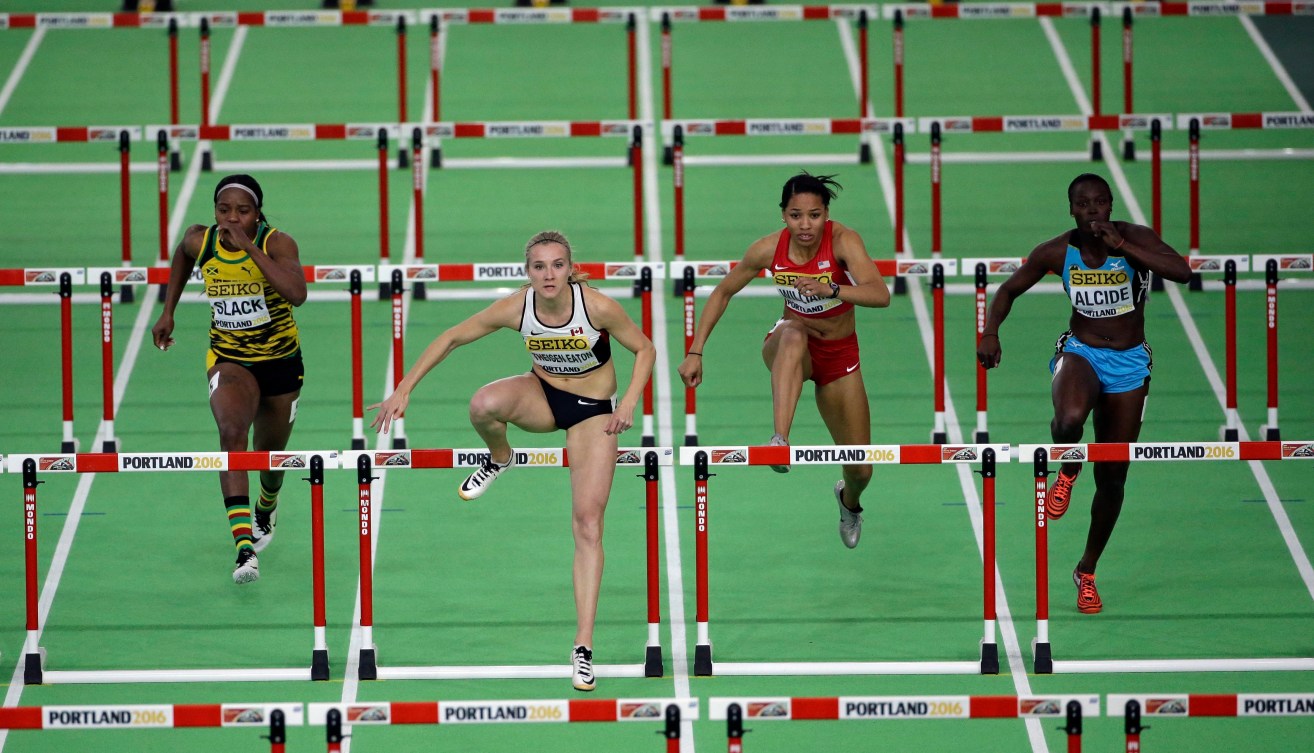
<box><xmin>0</xmin><ymin>702</ymin><xmax>304</xmax><ymax>731</ymax></box>
<box><xmin>6</xmin><ymin>451</ymin><xmax>339</xmax><ymax>685</ymax></box>
<box><xmin>681</xmin><ymin>443</ymin><xmax>1006</xmax><ymax>677</ymax></box>
<box><xmin>708</xmin><ymin>693</ymin><xmax>1098</xmax><ymax>721</ymax></box>
<box><xmin>1023</xmin><ymin>442</ymin><xmax>1314</xmax><ymax>675</ymax></box>
<box><xmin>342</xmin><ymin>447</ymin><xmax>673</xmax><ymax>682</ymax></box>
<box><xmin>307</xmin><ymin>697</ymin><xmax>698</xmax><ymax>725</ymax></box>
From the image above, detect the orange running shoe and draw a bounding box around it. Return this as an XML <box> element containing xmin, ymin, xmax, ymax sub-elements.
<box><xmin>1074</xmin><ymin>568</ymin><xmax>1102</xmax><ymax>614</ymax></box>
<box><xmin>1046</xmin><ymin>467</ymin><xmax>1081</xmax><ymax>520</ymax></box>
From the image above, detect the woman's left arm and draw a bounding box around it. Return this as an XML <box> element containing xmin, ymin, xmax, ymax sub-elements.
<box><xmin>831</xmin><ymin>223</ymin><xmax>891</xmax><ymax>308</ymax></box>
<box><xmin>251</xmin><ymin>230</ymin><xmax>308</xmax><ymax>306</ymax></box>
<box><xmin>591</xmin><ymin>290</ymin><xmax>656</xmax><ymax>436</ymax></box>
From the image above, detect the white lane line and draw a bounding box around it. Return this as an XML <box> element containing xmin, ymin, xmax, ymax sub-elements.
<box><xmin>841</xmin><ymin>18</ymin><xmax>1049</xmax><ymax>753</ymax></box>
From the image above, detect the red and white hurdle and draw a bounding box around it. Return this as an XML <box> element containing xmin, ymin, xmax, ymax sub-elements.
<box><xmin>681</xmin><ymin>442</ymin><xmax>1006</xmax><ymax>676</ymax></box>
<box><xmin>1023</xmin><ymin>441</ymin><xmax>1314</xmax><ymax>674</ymax></box>
<box><xmin>0</xmin><ymin>701</ymin><xmax>300</xmax><ymax>752</ymax></box>
<box><xmin>5</xmin><ymin>450</ymin><xmax>338</xmax><ymax>685</ymax></box>
<box><xmin>342</xmin><ymin>447</ymin><xmax>672</xmax><ymax>682</ymax></box>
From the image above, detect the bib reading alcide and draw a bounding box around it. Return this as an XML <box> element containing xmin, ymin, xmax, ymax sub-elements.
<box><xmin>1060</xmin><ymin>235</ymin><xmax>1149</xmax><ymax>319</ymax></box>
<box><xmin>199</xmin><ymin>223</ymin><xmax>301</xmax><ymax>363</ymax></box>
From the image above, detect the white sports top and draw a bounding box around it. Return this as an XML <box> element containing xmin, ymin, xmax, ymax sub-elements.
<box><xmin>519</xmin><ymin>282</ymin><xmax>612</xmax><ymax>376</ymax></box>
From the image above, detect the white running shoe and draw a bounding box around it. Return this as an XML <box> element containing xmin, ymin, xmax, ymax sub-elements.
<box><xmin>768</xmin><ymin>433</ymin><xmax>790</xmax><ymax>474</ymax></box>
<box><xmin>458</xmin><ymin>454</ymin><xmax>515</xmax><ymax>501</ymax></box>
<box><xmin>252</xmin><ymin>508</ymin><xmax>277</xmax><ymax>553</ymax></box>
<box><xmin>835</xmin><ymin>480</ymin><xmax>863</xmax><ymax>549</ymax></box>
<box><xmin>571</xmin><ymin>645</ymin><xmax>596</xmax><ymax>691</ymax></box>
<box><xmin>233</xmin><ymin>548</ymin><xmax>260</xmax><ymax>584</ymax></box>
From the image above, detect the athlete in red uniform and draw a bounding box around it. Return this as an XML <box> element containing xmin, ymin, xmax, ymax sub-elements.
<box><xmin>679</xmin><ymin>173</ymin><xmax>890</xmax><ymax>548</ymax></box>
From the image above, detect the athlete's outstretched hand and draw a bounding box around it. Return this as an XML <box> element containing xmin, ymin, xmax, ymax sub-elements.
<box><xmin>368</xmin><ymin>389</ymin><xmax>410</xmax><ymax>434</ymax></box>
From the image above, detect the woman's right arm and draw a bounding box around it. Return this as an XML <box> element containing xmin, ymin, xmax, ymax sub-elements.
<box><xmin>977</xmin><ymin>240</ymin><xmax>1060</xmax><ymax>369</ymax></box>
<box><xmin>677</xmin><ymin>239</ymin><xmax>774</xmax><ymax>388</ymax></box>
<box><xmin>369</xmin><ymin>293</ymin><xmax>520</xmax><ymax>432</ymax></box>
<box><xmin>151</xmin><ymin>225</ymin><xmax>206</xmax><ymax>351</ymax></box>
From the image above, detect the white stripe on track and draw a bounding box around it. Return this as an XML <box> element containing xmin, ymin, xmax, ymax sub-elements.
<box><xmin>338</xmin><ymin>20</ymin><xmax>445</xmax><ymax>751</ymax></box>
<box><xmin>1040</xmin><ymin>13</ymin><xmax>1314</xmax><ymax>617</ymax></box>
<box><xmin>0</xmin><ymin>27</ymin><xmax>43</xmax><ymax>117</ymax></box>
<box><xmin>634</xmin><ymin>12</ymin><xmax>696</xmax><ymax>752</ymax></box>
<box><xmin>0</xmin><ymin>28</ymin><xmax>234</xmax><ymax>753</ymax></box>
<box><xmin>1238</xmin><ymin>14</ymin><xmax>1312</xmax><ymax>112</ymax></box>
<box><xmin>838</xmin><ymin>19</ymin><xmax>1049</xmax><ymax>753</ymax></box>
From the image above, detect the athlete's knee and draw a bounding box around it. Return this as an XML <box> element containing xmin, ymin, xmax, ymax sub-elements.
<box><xmin>844</xmin><ymin>464</ymin><xmax>873</xmax><ymax>490</ymax></box>
<box><xmin>1050</xmin><ymin>410</ymin><xmax>1087</xmax><ymax>441</ymax></box>
<box><xmin>773</xmin><ymin>322</ymin><xmax>810</xmax><ymax>352</ymax></box>
<box><xmin>572</xmin><ymin>507</ymin><xmax>605</xmax><ymax>549</ymax></box>
<box><xmin>215</xmin><ymin>421</ymin><xmax>251</xmax><ymax>451</ymax></box>
<box><xmin>467</xmin><ymin>386</ymin><xmax>505</xmax><ymax>424</ymax></box>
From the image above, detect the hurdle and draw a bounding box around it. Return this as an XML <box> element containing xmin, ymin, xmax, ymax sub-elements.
<box><xmin>427</xmin><ymin>7</ymin><xmax>641</xmax><ymax>159</ymax></box>
<box><xmin>342</xmin><ymin>447</ymin><xmax>672</xmax><ymax>681</ymax></box>
<box><xmin>1023</xmin><ymin>441</ymin><xmax>1314</xmax><ymax>674</ymax></box>
<box><xmin>1253</xmin><ymin>254</ymin><xmax>1313</xmax><ymax>442</ymax></box>
<box><xmin>6</xmin><ymin>450</ymin><xmax>338</xmax><ymax>684</ymax></box>
<box><xmin>682</xmin><ymin>443</ymin><xmax>1006</xmax><ymax>676</ymax></box>
<box><xmin>670</xmin><ymin>258</ymin><xmax>960</xmax><ymax>444</ymax></box>
<box><xmin>378</xmin><ymin>259</ymin><xmax>662</xmax><ymax>447</ymax></box>
<box><xmin>309</xmin><ymin>697</ymin><xmax>695</xmax><ymax>751</ymax></box>
<box><xmin>712</xmin><ymin>694</ymin><xmax>1093</xmax><ymax>753</ymax></box>
<box><xmin>0</xmin><ymin>702</ymin><xmax>302</xmax><ymax>749</ymax></box>
<box><xmin>653</xmin><ymin>4</ymin><xmax>875</xmax><ymax>163</ymax></box>
<box><xmin>0</xmin><ymin>268</ymin><xmax>87</xmax><ymax>452</ymax></box>
<box><xmin>664</xmin><ymin>115</ymin><xmax>914</xmax><ymax>268</ymax></box>
<box><xmin>1112</xmin><ymin>692</ymin><xmax>1314</xmax><ymax>752</ymax></box>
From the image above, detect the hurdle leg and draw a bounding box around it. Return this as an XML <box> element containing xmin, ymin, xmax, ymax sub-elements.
<box><xmin>308</xmin><ymin>456</ymin><xmax>330</xmax><ymax>681</ymax></box>
<box><xmin>644</xmin><ymin>452</ymin><xmax>665</xmax><ymax>677</ymax></box>
<box><xmin>693</xmin><ymin>451</ymin><xmax>713</xmax><ymax>676</ymax></box>
<box><xmin>1031</xmin><ymin>450</ymin><xmax>1053</xmax><ymax>674</ymax></box>
<box><xmin>978</xmin><ymin>449</ymin><xmax>999</xmax><ymax>674</ymax></box>
<box><xmin>21</xmin><ymin>460</ymin><xmax>46</xmax><ymax>685</ymax></box>
<box><xmin>1261</xmin><ymin>260</ymin><xmax>1280</xmax><ymax>441</ymax></box>
<box><xmin>355</xmin><ymin>455</ymin><xmax>378</xmax><ymax>680</ymax></box>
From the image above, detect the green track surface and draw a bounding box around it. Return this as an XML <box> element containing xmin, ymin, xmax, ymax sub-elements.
<box><xmin>0</xmin><ymin>3</ymin><xmax>1312</xmax><ymax>752</ymax></box>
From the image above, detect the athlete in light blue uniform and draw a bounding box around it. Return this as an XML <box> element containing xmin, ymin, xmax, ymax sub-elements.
<box><xmin>977</xmin><ymin>174</ymin><xmax>1190</xmax><ymax>614</ymax></box>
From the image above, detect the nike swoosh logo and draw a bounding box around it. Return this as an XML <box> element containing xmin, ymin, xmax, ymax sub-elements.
<box><xmin>845</xmin><ymin>364</ymin><xmax>859</xmax><ymax>373</ymax></box>
<box><xmin>530</xmin><ymin>330</ymin><xmax>546</xmax><ymax>336</ymax></box>
<box><xmin>577</xmin><ymin>399</ymin><xmax>598</xmax><ymax>406</ymax></box>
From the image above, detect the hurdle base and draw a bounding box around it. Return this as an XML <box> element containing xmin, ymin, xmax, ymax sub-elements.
<box><xmin>358</xmin><ymin>648</ymin><xmax>378</xmax><ymax>681</ymax></box>
<box><xmin>157</xmin><ymin>284</ymin><xmax>167</xmax><ymax>303</ymax></box>
<box><xmin>1189</xmin><ymin>272</ymin><xmax>1203</xmax><ymax>292</ymax></box>
<box><xmin>1221</xmin><ymin>426</ymin><xmax>1239</xmax><ymax>442</ymax></box>
<box><xmin>397</xmin><ymin>147</ymin><xmax>410</xmax><ymax>170</ymax></box>
<box><xmin>684</xmin><ymin>434</ymin><xmax>698</xmax><ymax>447</ymax></box>
<box><xmin>694</xmin><ymin>644</ymin><xmax>713</xmax><ymax>677</ymax></box>
<box><xmin>1262</xmin><ymin>424</ymin><xmax>1280</xmax><ymax>441</ymax></box>
<box><xmin>169</xmin><ymin>150</ymin><xmax>182</xmax><ymax>172</ymax></box>
<box><xmin>662</xmin><ymin>145</ymin><xmax>674</xmax><ymax>166</ymax></box>
<box><xmin>980</xmin><ymin>641</ymin><xmax>999</xmax><ymax>675</ymax></box>
<box><xmin>974</xmin><ymin>430</ymin><xmax>989</xmax><ymax>444</ymax></box>
<box><xmin>645</xmin><ymin>645</ymin><xmax>664</xmax><ymax>678</ymax></box>
<box><xmin>391</xmin><ymin>436</ymin><xmax>408</xmax><ymax>450</ymax></box>
<box><xmin>1089</xmin><ymin>138</ymin><xmax>1103</xmax><ymax>162</ymax></box>
<box><xmin>351</xmin><ymin>437</ymin><xmax>366</xmax><ymax>451</ymax></box>
<box><xmin>23</xmin><ymin>649</ymin><xmax>45</xmax><ymax>685</ymax></box>
<box><xmin>413</xmin><ymin>281</ymin><xmax>428</xmax><ymax>301</ymax></box>
<box><xmin>200</xmin><ymin>149</ymin><xmax>213</xmax><ymax>172</ymax></box>
<box><xmin>1032</xmin><ymin>640</ymin><xmax>1053</xmax><ymax>674</ymax></box>
<box><xmin>378</xmin><ymin>282</ymin><xmax>392</xmax><ymax>300</ymax></box>
<box><xmin>1150</xmin><ymin>272</ymin><xmax>1164</xmax><ymax>292</ymax></box>
<box><xmin>1122</xmin><ymin>138</ymin><xmax>1136</xmax><ymax>162</ymax></box>
<box><xmin>642</xmin><ymin>434</ymin><xmax>655</xmax><ymax>448</ymax></box>
<box><xmin>118</xmin><ymin>284</ymin><xmax>136</xmax><ymax>304</ymax></box>
<box><xmin>101</xmin><ymin>438</ymin><xmax>119</xmax><ymax>453</ymax></box>
<box><xmin>858</xmin><ymin>141</ymin><xmax>872</xmax><ymax>164</ymax></box>
<box><xmin>311</xmin><ymin>649</ymin><xmax>330</xmax><ymax>681</ymax></box>
<box><xmin>931</xmin><ymin>431</ymin><xmax>947</xmax><ymax>444</ymax></box>
<box><xmin>60</xmin><ymin>439</ymin><xmax>78</xmax><ymax>454</ymax></box>
<box><xmin>672</xmin><ymin>278</ymin><xmax>687</xmax><ymax>296</ymax></box>
<box><xmin>893</xmin><ymin>276</ymin><xmax>907</xmax><ymax>296</ymax></box>
<box><xmin>429</xmin><ymin>146</ymin><xmax>442</xmax><ymax>169</ymax></box>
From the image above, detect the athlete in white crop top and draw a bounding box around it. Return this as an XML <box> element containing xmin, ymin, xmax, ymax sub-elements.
<box><xmin>978</xmin><ymin>173</ymin><xmax>1190</xmax><ymax>615</ymax></box>
<box><xmin>370</xmin><ymin>231</ymin><xmax>655</xmax><ymax>692</ymax></box>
